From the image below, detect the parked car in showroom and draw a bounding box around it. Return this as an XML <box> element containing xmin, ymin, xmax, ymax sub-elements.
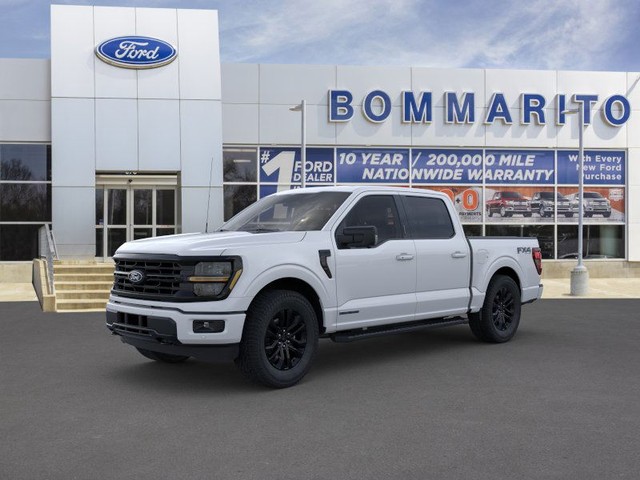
<box><xmin>530</xmin><ymin>191</ymin><xmax>577</xmax><ymax>218</ymax></box>
<box><xmin>486</xmin><ymin>191</ymin><xmax>532</xmax><ymax>218</ymax></box>
<box><xmin>567</xmin><ymin>191</ymin><xmax>612</xmax><ymax>217</ymax></box>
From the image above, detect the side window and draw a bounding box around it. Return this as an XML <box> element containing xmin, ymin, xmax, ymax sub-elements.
<box><xmin>337</xmin><ymin>195</ymin><xmax>403</xmax><ymax>247</ymax></box>
<box><xmin>403</xmin><ymin>196</ymin><xmax>455</xmax><ymax>239</ymax></box>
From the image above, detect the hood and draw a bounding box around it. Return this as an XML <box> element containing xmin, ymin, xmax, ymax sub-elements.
<box><xmin>115</xmin><ymin>231</ymin><xmax>307</xmax><ymax>257</ymax></box>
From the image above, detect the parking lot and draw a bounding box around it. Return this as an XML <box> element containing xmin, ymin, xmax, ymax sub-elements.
<box><xmin>1</xmin><ymin>299</ymin><xmax>639</xmax><ymax>479</ymax></box>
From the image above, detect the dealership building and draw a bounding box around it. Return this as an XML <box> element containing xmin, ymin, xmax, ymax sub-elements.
<box><xmin>1</xmin><ymin>4</ymin><xmax>639</xmax><ymax>280</ymax></box>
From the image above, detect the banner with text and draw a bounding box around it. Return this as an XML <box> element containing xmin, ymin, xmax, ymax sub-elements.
<box><xmin>336</xmin><ymin>148</ymin><xmax>410</xmax><ymax>183</ymax></box>
<box><xmin>411</xmin><ymin>149</ymin><xmax>483</xmax><ymax>184</ymax></box>
<box><xmin>484</xmin><ymin>150</ymin><xmax>555</xmax><ymax>184</ymax></box>
<box><xmin>557</xmin><ymin>150</ymin><xmax>625</xmax><ymax>185</ymax></box>
<box><xmin>259</xmin><ymin>147</ymin><xmax>334</xmax><ymax>185</ymax></box>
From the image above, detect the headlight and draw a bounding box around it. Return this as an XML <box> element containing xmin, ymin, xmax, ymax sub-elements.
<box><xmin>189</xmin><ymin>261</ymin><xmax>242</xmax><ymax>298</ymax></box>
<box><xmin>506</xmin><ymin>200</ymin><xmax>515</xmax><ymax>205</ymax></box>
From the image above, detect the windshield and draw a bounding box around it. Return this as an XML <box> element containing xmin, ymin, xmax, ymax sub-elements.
<box><xmin>584</xmin><ymin>192</ymin><xmax>604</xmax><ymax>199</ymax></box>
<box><xmin>501</xmin><ymin>191</ymin><xmax>522</xmax><ymax>199</ymax></box>
<box><xmin>220</xmin><ymin>191</ymin><xmax>351</xmax><ymax>232</ymax></box>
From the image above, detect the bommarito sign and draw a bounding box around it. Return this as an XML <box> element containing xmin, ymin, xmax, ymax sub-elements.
<box><xmin>328</xmin><ymin>90</ymin><xmax>631</xmax><ymax>127</ymax></box>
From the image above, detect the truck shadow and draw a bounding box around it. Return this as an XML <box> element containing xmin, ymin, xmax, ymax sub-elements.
<box><xmin>105</xmin><ymin>324</ymin><xmax>544</xmax><ymax>393</ymax></box>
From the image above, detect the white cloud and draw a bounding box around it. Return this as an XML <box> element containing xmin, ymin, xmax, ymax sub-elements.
<box><xmin>218</xmin><ymin>0</ymin><xmax>632</xmax><ymax>71</ymax></box>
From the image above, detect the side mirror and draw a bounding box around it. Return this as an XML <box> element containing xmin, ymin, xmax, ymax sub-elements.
<box><xmin>336</xmin><ymin>226</ymin><xmax>377</xmax><ymax>249</ymax></box>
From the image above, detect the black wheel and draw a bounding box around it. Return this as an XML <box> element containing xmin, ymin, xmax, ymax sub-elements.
<box><xmin>487</xmin><ymin>206</ymin><xmax>493</xmax><ymax>218</ymax></box>
<box><xmin>603</xmin><ymin>212</ymin><xmax>611</xmax><ymax>218</ymax></box>
<box><xmin>500</xmin><ymin>206</ymin><xmax>506</xmax><ymax>217</ymax></box>
<box><xmin>565</xmin><ymin>213</ymin><xmax>574</xmax><ymax>218</ymax></box>
<box><xmin>135</xmin><ymin>347</ymin><xmax>189</xmax><ymax>363</ymax></box>
<box><xmin>585</xmin><ymin>213</ymin><xmax>592</xmax><ymax>218</ymax></box>
<box><xmin>236</xmin><ymin>290</ymin><xmax>319</xmax><ymax>388</ymax></box>
<box><xmin>468</xmin><ymin>275</ymin><xmax>521</xmax><ymax>343</ymax></box>
<box><xmin>523</xmin><ymin>213</ymin><xmax>532</xmax><ymax>218</ymax></box>
<box><xmin>539</xmin><ymin>206</ymin><xmax>545</xmax><ymax>217</ymax></box>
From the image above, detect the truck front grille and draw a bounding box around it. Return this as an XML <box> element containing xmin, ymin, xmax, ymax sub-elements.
<box><xmin>113</xmin><ymin>259</ymin><xmax>183</xmax><ymax>297</ymax></box>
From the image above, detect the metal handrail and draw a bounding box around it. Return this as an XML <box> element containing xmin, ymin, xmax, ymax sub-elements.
<box><xmin>38</xmin><ymin>224</ymin><xmax>58</xmax><ymax>294</ymax></box>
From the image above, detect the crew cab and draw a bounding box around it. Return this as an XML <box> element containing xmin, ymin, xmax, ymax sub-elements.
<box><xmin>106</xmin><ymin>186</ymin><xmax>543</xmax><ymax>388</ymax></box>
<box><xmin>567</xmin><ymin>191</ymin><xmax>612</xmax><ymax>218</ymax></box>
<box><xmin>530</xmin><ymin>191</ymin><xmax>577</xmax><ymax>218</ymax></box>
<box><xmin>486</xmin><ymin>191</ymin><xmax>532</xmax><ymax>217</ymax></box>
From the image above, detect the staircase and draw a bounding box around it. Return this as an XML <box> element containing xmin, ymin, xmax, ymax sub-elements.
<box><xmin>53</xmin><ymin>260</ymin><xmax>115</xmax><ymax>312</ymax></box>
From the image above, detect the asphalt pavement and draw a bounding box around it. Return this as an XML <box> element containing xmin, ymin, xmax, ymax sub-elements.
<box><xmin>1</xmin><ymin>300</ymin><xmax>639</xmax><ymax>480</ymax></box>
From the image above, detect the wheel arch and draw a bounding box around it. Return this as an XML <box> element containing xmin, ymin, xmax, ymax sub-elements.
<box><xmin>248</xmin><ymin>277</ymin><xmax>326</xmax><ymax>334</ymax></box>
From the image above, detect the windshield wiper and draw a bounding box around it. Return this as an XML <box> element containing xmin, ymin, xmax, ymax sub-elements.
<box><xmin>244</xmin><ymin>227</ymin><xmax>280</xmax><ymax>233</ymax></box>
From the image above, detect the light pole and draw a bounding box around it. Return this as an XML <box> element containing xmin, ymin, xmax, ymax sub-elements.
<box><xmin>562</xmin><ymin>104</ymin><xmax>588</xmax><ymax>295</ymax></box>
<box><xmin>289</xmin><ymin>100</ymin><xmax>307</xmax><ymax>188</ymax></box>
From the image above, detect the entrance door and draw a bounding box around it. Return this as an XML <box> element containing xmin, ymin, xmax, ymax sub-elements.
<box><xmin>95</xmin><ymin>176</ymin><xmax>177</xmax><ymax>258</ymax></box>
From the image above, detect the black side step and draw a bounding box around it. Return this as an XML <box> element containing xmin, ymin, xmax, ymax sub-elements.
<box><xmin>330</xmin><ymin>316</ymin><xmax>468</xmax><ymax>343</ymax></box>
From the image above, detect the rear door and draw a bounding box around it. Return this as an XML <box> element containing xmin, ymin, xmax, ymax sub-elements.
<box><xmin>400</xmin><ymin>193</ymin><xmax>470</xmax><ymax>318</ymax></box>
<box><xmin>333</xmin><ymin>194</ymin><xmax>416</xmax><ymax>330</ymax></box>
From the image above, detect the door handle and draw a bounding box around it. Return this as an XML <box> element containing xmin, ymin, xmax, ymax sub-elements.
<box><xmin>396</xmin><ymin>253</ymin><xmax>414</xmax><ymax>261</ymax></box>
<box><xmin>451</xmin><ymin>251</ymin><xmax>467</xmax><ymax>259</ymax></box>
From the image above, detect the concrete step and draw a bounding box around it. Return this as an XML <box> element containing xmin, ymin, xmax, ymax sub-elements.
<box><xmin>56</xmin><ymin>290</ymin><xmax>111</xmax><ymax>300</ymax></box>
<box><xmin>55</xmin><ymin>281</ymin><xmax>113</xmax><ymax>291</ymax></box>
<box><xmin>55</xmin><ymin>299</ymin><xmax>108</xmax><ymax>311</ymax></box>
<box><xmin>54</xmin><ymin>273</ymin><xmax>114</xmax><ymax>283</ymax></box>
<box><xmin>54</xmin><ymin>264</ymin><xmax>115</xmax><ymax>275</ymax></box>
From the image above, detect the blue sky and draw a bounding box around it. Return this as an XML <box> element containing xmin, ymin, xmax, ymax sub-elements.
<box><xmin>1</xmin><ymin>0</ymin><xmax>639</xmax><ymax>71</ymax></box>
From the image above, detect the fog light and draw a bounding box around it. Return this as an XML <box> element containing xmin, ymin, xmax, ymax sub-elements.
<box><xmin>193</xmin><ymin>320</ymin><xmax>225</xmax><ymax>333</ymax></box>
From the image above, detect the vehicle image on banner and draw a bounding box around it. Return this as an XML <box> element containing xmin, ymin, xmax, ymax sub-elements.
<box><xmin>530</xmin><ymin>191</ymin><xmax>577</xmax><ymax>218</ymax></box>
<box><xmin>486</xmin><ymin>191</ymin><xmax>532</xmax><ymax>217</ymax></box>
<box><xmin>567</xmin><ymin>191</ymin><xmax>612</xmax><ymax>218</ymax></box>
<box><xmin>106</xmin><ymin>186</ymin><xmax>543</xmax><ymax>388</ymax></box>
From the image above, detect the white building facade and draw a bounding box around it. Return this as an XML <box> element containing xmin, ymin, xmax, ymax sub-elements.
<box><xmin>0</xmin><ymin>4</ymin><xmax>639</xmax><ymax>271</ymax></box>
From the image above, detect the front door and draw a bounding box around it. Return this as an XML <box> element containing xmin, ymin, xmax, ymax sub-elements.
<box><xmin>95</xmin><ymin>176</ymin><xmax>178</xmax><ymax>258</ymax></box>
<box><xmin>333</xmin><ymin>194</ymin><xmax>416</xmax><ymax>330</ymax></box>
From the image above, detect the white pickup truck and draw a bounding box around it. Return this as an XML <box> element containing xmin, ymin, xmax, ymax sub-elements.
<box><xmin>106</xmin><ymin>186</ymin><xmax>543</xmax><ymax>388</ymax></box>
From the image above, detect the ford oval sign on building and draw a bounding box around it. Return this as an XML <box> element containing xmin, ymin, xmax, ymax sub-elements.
<box><xmin>95</xmin><ymin>36</ymin><xmax>177</xmax><ymax>69</ymax></box>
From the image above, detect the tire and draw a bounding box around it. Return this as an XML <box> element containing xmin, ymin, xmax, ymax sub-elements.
<box><xmin>603</xmin><ymin>212</ymin><xmax>611</xmax><ymax>218</ymax></box>
<box><xmin>136</xmin><ymin>347</ymin><xmax>189</xmax><ymax>363</ymax></box>
<box><xmin>539</xmin><ymin>206</ymin><xmax>545</xmax><ymax>217</ymax></box>
<box><xmin>585</xmin><ymin>213</ymin><xmax>592</xmax><ymax>218</ymax></box>
<box><xmin>565</xmin><ymin>213</ymin><xmax>574</xmax><ymax>218</ymax></box>
<box><xmin>523</xmin><ymin>213</ymin><xmax>532</xmax><ymax>218</ymax></box>
<box><xmin>487</xmin><ymin>206</ymin><xmax>493</xmax><ymax>217</ymax></box>
<box><xmin>236</xmin><ymin>290</ymin><xmax>319</xmax><ymax>388</ymax></box>
<box><xmin>500</xmin><ymin>206</ymin><xmax>506</xmax><ymax>217</ymax></box>
<box><xmin>468</xmin><ymin>275</ymin><xmax>521</xmax><ymax>343</ymax></box>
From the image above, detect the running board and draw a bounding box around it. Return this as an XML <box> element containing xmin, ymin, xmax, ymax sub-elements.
<box><xmin>330</xmin><ymin>316</ymin><xmax>468</xmax><ymax>343</ymax></box>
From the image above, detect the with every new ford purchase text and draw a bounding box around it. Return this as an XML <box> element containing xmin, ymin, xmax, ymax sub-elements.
<box><xmin>106</xmin><ymin>187</ymin><xmax>543</xmax><ymax>388</ymax></box>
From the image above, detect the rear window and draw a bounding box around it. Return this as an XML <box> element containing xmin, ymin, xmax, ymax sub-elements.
<box><xmin>402</xmin><ymin>196</ymin><xmax>455</xmax><ymax>239</ymax></box>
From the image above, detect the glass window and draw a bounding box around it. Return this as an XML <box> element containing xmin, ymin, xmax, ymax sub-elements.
<box><xmin>0</xmin><ymin>144</ymin><xmax>51</xmax><ymax>181</ymax></box>
<box><xmin>486</xmin><ymin>224</ymin><xmax>554</xmax><ymax>259</ymax></box>
<box><xmin>95</xmin><ymin>188</ymin><xmax>104</xmax><ymax>226</ymax></box>
<box><xmin>223</xmin><ymin>148</ymin><xmax>257</xmax><ymax>182</ymax></box>
<box><xmin>156</xmin><ymin>189</ymin><xmax>175</xmax><ymax>225</ymax></box>
<box><xmin>403</xmin><ymin>196</ymin><xmax>455</xmax><ymax>239</ymax></box>
<box><xmin>95</xmin><ymin>228</ymin><xmax>104</xmax><ymax>257</ymax></box>
<box><xmin>338</xmin><ymin>195</ymin><xmax>402</xmax><ymax>245</ymax></box>
<box><xmin>557</xmin><ymin>225</ymin><xmax>624</xmax><ymax>259</ymax></box>
<box><xmin>133</xmin><ymin>189</ymin><xmax>152</xmax><ymax>225</ymax></box>
<box><xmin>463</xmin><ymin>224</ymin><xmax>482</xmax><ymax>237</ymax></box>
<box><xmin>223</xmin><ymin>185</ymin><xmax>257</xmax><ymax>221</ymax></box>
<box><xmin>107</xmin><ymin>189</ymin><xmax>126</xmax><ymax>226</ymax></box>
<box><xmin>0</xmin><ymin>224</ymin><xmax>41</xmax><ymax>260</ymax></box>
<box><xmin>0</xmin><ymin>184</ymin><xmax>51</xmax><ymax>222</ymax></box>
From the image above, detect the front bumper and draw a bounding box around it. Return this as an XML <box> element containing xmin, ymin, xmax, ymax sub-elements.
<box><xmin>106</xmin><ymin>296</ymin><xmax>247</xmax><ymax>345</ymax></box>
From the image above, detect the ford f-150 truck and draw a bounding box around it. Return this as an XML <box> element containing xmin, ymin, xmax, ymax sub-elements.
<box><xmin>106</xmin><ymin>186</ymin><xmax>543</xmax><ymax>388</ymax></box>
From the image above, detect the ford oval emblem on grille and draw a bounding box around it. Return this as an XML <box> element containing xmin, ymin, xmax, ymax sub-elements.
<box><xmin>128</xmin><ymin>270</ymin><xmax>146</xmax><ymax>285</ymax></box>
<box><xmin>95</xmin><ymin>36</ymin><xmax>177</xmax><ymax>69</ymax></box>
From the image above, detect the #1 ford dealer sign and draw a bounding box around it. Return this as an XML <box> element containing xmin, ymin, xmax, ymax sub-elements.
<box><xmin>95</xmin><ymin>36</ymin><xmax>177</xmax><ymax>69</ymax></box>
